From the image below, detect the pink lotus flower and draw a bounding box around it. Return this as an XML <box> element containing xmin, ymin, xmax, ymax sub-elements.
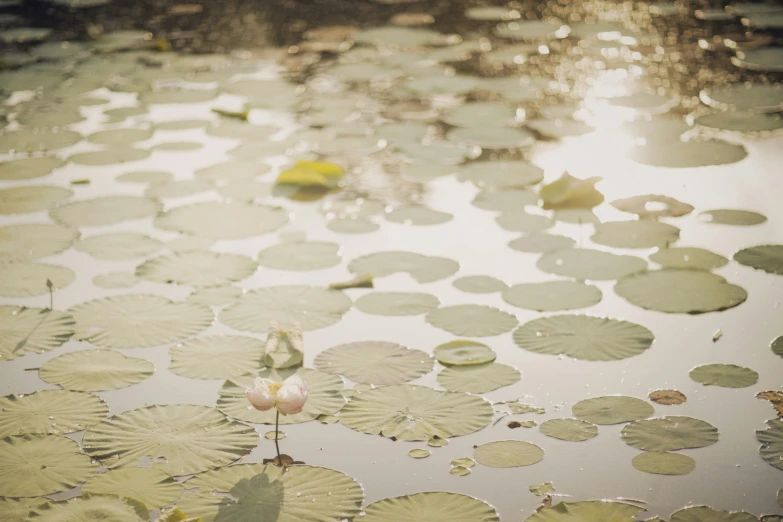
<box><xmin>246</xmin><ymin>374</ymin><xmax>309</xmax><ymax>416</ymax></box>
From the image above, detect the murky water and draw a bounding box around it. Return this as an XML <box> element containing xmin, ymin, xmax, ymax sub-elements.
<box><xmin>1</xmin><ymin>0</ymin><xmax>783</xmax><ymax>520</ymax></box>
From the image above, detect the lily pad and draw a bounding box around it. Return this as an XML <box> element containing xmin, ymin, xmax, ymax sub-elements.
<box><xmin>474</xmin><ymin>440</ymin><xmax>544</xmax><ymax>468</ymax></box>
<box><xmin>426</xmin><ymin>305</ymin><xmax>518</xmax><ymax>337</ymax></box>
<box><xmin>573</xmin><ymin>396</ymin><xmax>654</xmax><ymax>425</ymax></box>
<box><xmin>495</xmin><ymin>21</ymin><xmax>566</xmax><ymax>40</ymax></box>
<box><xmin>442</xmin><ymin>102</ymin><xmax>521</xmax><ymax>128</ymax></box>
<box><xmin>734</xmin><ymin>245</ymin><xmax>783</xmax><ymax>274</ymax></box>
<box><xmin>220</xmin><ymin>285</ymin><xmax>351</xmax><ymax>332</ymax></box>
<box><xmin>0</xmin><ymin>390</ymin><xmax>108</xmax><ymax>437</ymax></box>
<box><xmin>632</xmin><ymin>452</ymin><xmax>695</xmax><ymax>475</ymax></box>
<box><xmin>757</xmin><ymin>419</ymin><xmax>783</xmax><ymax>471</ymax></box>
<box><xmin>0</xmin><ymin>261</ymin><xmax>75</xmax><ymax>297</ymax></box>
<box><xmin>0</xmin><ymin>434</ymin><xmax>97</xmax><ymax>497</ymax></box>
<box><xmin>355</xmin><ymin>292</ymin><xmax>440</xmax><ymax>316</ymax></box>
<box><xmin>540</xmin><ymin>173</ymin><xmax>603</xmax><ymax>210</ymax></box>
<box><xmin>217</xmin><ymin>368</ymin><xmax>345</xmax><ymax>424</ymax></box>
<box><xmin>649</xmin><ymin>390</ymin><xmax>687</xmax><ymax>405</ymax></box>
<box><xmin>671</xmin><ymin>506</ymin><xmax>759</xmax><ymax>522</ymax></box>
<box><xmin>0</xmin><ymin>129</ymin><xmax>82</xmax><ymax>154</ymax></box>
<box><xmin>539</xmin><ymin>418</ymin><xmax>598</xmax><ymax>441</ymax></box>
<box><xmin>437</xmin><ymin>362</ymin><xmax>520</xmax><ymax>393</ymax></box>
<box><xmin>92</xmin><ymin>272</ymin><xmax>134</xmax><ymax>288</ymax></box>
<box><xmin>169</xmin><ymin>335</ymin><xmax>266</xmax><ymax>379</ymax></box>
<box><xmin>328</xmin><ymin>218</ymin><xmax>380</xmax><ymax>234</ymax></box>
<box><xmin>615</xmin><ymin>269</ymin><xmax>747</xmax><ymax>313</ymax></box>
<box><xmin>591</xmin><ymin>221</ymin><xmax>681</xmax><ymax>249</ymax></box>
<box><xmin>408</xmin><ymin>448</ymin><xmax>431</xmax><ymax>459</ymax></box>
<box><xmin>700</xmin><ymin>209</ymin><xmax>767</xmax><ymax>226</ymax></box>
<box><xmin>314</xmin><ymin>341</ymin><xmax>433</xmax><ymax>384</ymax></box>
<box><xmin>0</xmin><ymin>306</ymin><xmax>74</xmax><ymax>361</ymax></box>
<box><xmin>40</xmin><ymin>349</ymin><xmax>154</xmax><ymax>391</ymax></box>
<box><xmin>0</xmin><ymin>224</ymin><xmax>78</xmax><ymax>262</ymax></box>
<box><xmin>649</xmin><ymin>247</ymin><xmax>728</xmax><ymax>270</ymax></box>
<box><xmin>694</xmin><ymin>111</ymin><xmax>783</xmax><ymax>133</ymax></box>
<box><xmin>75</xmin><ymin>232</ymin><xmax>163</xmax><ymax>260</ymax></box>
<box><xmin>610</xmin><ymin>195</ymin><xmax>694</xmax><ymax>219</ymax></box>
<box><xmin>628</xmin><ymin>139</ymin><xmax>747</xmax><ymax>168</ymax></box>
<box><xmin>362</xmin><ymin>492</ymin><xmax>499</xmax><ymax>522</ymax></box>
<box><xmin>136</xmin><ymin>251</ymin><xmax>257</xmax><ymax>287</ymax></box>
<box><xmin>257</xmin><ymin>241</ymin><xmax>341</xmax><ymax>271</ymax></box>
<box><xmin>50</xmin><ymin>196</ymin><xmax>162</xmax><ymax>227</ymax></box>
<box><xmin>87</xmin><ymin>128</ymin><xmax>154</xmax><ymax>146</ymax></box>
<box><xmin>453</xmin><ymin>275</ymin><xmax>507</xmax><ymax>293</ymax></box>
<box><xmin>509</xmin><ymin>234</ymin><xmax>576</xmax><ymax>253</ymax></box>
<box><xmin>0</xmin><ymin>186</ymin><xmax>73</xmax><ymax>215</ymax></box>
<box><xmin>458</xmin><ymin>161</ymin><xmax>544</xmax><ymax>189</ymax></box>
<box><xmin>773</xmin><ymin>337</ymin><xmax>783</xmax><ymax>358</ymax></box>
<box><xmin>353</xmin><ymin>26</ymin><xmax>444</xmax><ymax>46</ymax></box>
<box><xmin>700</xmin><ymin>83</ymin><xmax>783</xmax><ymax>113</ymax></box>
<box><xmin>529</xmin><ymin>483</ymin><xmax>554</xmax><ymax>496</ymax></box>
<box><xmin>0</xmin><ymin>157</ymin><xmax>64</xmax><ymax>181</ymax></box>
<box><xmin>195</xmin><ymin>161</ymin><xmax>270</xmax><ymax>183</ymax></box>
<box><xmin>117</xmin><ymin>171</ymin><xmax>174</xmax><ymax>184</ymax></box>
<box><xmin>502</xmin><ymin>281</ymin><xmax>601</xmax><ymax>311</ymax></box>
<box><xmin>386</xmin><ymin>205</ymin><xmax>453</xmax><ymax>226</ymax></box>
<box><xmin>472</xmin><ymin>190</ymin><xmax>537</xmax><ymax>212</ymax></box>
<box><xmin>82</xmin><ymin>468</ymin><xmax>183</xmax><ymax>509</ymax></box>
<box><xmin>689</xmin><ymin>363</ymin><xmax>759</xmax><ymax>388</ymax></box>
<box><xmin>145</xmin><ymin>180</ymin><xmax>214</xmax><ymax>199</ymax></box>
<box><xmin>514</xmin><ymin>315</ymin><xmax>654</xmax><ymax>361</ymax></box>
<box><xmin>621</xmin><ymin>416</ymin><xmax>719</xmax><ymax>451</ymax></box>
<box><xmin>83</xmin><ymin>404</ymin><xmax>258</xmax><ymax>475</ymax></box>
<box><xmin>0</xmin><ymin>498</ymin><xmax>50</xmax><ymax>521</ymax></box>
<box><xmin>537</xmin><ymin>248</ymin><xmax>647</xmax><ymax>281</ymax></box>
<box><xmin>339</xmin><ymin>384</ymin><xmax>493</xmax><ymax>441</ymax></box>
<box><xmin>495</xmin><ymin>211</ymin><xmax>553</xmax><ymax>233</ymax></box>
<box><xmin>434</xmin><ymin>340</ymin><xmax>496</xmax><ymax>366</ymax></box>
<box><xmin>154</xmin><ymin>201</ymin><xmax>289</xmax><ymax>240</ymax></box>
<box><xmin>448</xmin><ymin>127</ymin><xmax>536</xmax><ymax>149</ymax></box>
<box><xmin>70</xmin><ymin>295</ymin><xmax>213</xmax><ymax>348</ymax></box>
<box><xmin>525</xmin><ymin>500</ymin><xmax>644</xmax><ymax>521</ymax></box>
<box><xmin>348</xmin><ymin>251</ymin><xmax>459</xmax><ymax>283</ymax></box>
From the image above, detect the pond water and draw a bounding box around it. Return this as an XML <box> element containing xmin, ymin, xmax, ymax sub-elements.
<box><xmin>1</xmin><ymin>0</ymin><xmax>783</xmax><ymax>521</ymax></box>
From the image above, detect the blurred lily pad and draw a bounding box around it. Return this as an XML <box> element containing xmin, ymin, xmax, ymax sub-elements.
<box><xmin>386</xmin><ymin>205</ymin><xmax>453</xmax><ymax>226</ymax></box>
<box><xmin>537</xmin><ymin>248</ymin><xmax>647</xmax><ymax>281</ymax></box>
<box><xmin>355</xmin><ymin>292</ymin><xmax>440</xmax><ymax>316</ymax></box>
<box><xmin>0</xmin><ymin>186</ymin><xmax>73</xmax><ymax>215</ymax></box>
<box><xmin>495</xmin><ymin>211</ymin><xmax>553</xmax><ymax>233</ymax></box>
<box><xmin>509</xmin><ymin>234</ymin><xmax>576</xmax><ymax>253</ymax></box>
<box><xmin>154</xmin><ymin>201</ymin><xmax>289</xmax><ymax>240</ymax></box>
<box><xmin>649</xmin><ymin>247</ymin><xmax>728</xmax><ymax>270</ymax></box>
<box><xmin>169</xmin><ymin>335</ymin><xmax>266</xmax><ymax>380</ymax></box>
<box><xmin>592</xmin><ymin>220</ymin><xmax>680</xmax><ymax>249</ymax></box>
<box><xmin>137</xmin><ymin>250</ymin><xmax>257</xmax><ymax>287</ymax></box>
<box><xmin>628</xmin><ymin>139</ymin><xmax>747</xmax><ymax>168</ymax></box>
<box><xmin>75</xmin><ymin>232</ymin><xmax>163</xmax><ymax>260</ymax></box>
<box><xmin>348</xmin><ymin>251</ymin><xmax>459</xmax><ymax>283</ymax></box>
<box><xmin>0</xmin><ymin>261</ymin><xmax>74</xmax><ymax>297</ymax></box>
<box><xmin>459</xmin><ymin>161</ymin><xmax>543</xmax><ymax>189</ymax></box>
<box><xmin>448</xmin><ymin>127</ymin><xmax>536</xmax><ymax>149</ymax></box>
<box><xmin>502</xmin><ymin>281</ymin><xmax>601</xmax><ymax>311</ymax></box>
<box><xmin>0</xmin><ymin>157</ymin><xmax>64</xmax><ymax>180</ymax></box>
<box><xmin>50</xmin><ymin>196</ymin><xmax>161</xmax><ymax>227</ymax></box>
<box><xmin>757</xmin><ymin>419</ymin><xmax>783</xmax><ymax>471</ymax></box>
<box><xmin>540</xmin><ymin>173</ymin><xmax>603</xmax><ymax>210</ymax></box>
<box><xmin>734</xmin><ymin>244</ymin><xmax>783</xmax><ymax>274</ymax></box>
<box><xmin>453</xmin><ymin>275</ymin><xmax>507</xmax><ymax>293</ymax></box>
<box><xmin>700</xmin><ymin>209</ymin><xmax>767</xmax><ymax>226</ymax></box>
<box><xmin>427</xmin><ymin>304</ymin><xmax>518</xmax><ymax>337</ymax></box>
<box><xmin>314</xmin><ymin>341</ymin><xmax>433</xmax><ymax>385</ymax></box>
<box><xmin>622</xmin><ymin>416</ymin><xmax>719</xmax><ymax>451</ymax></box>
<box><xmin>0</xmin><ymin>223</ymin><xmax>78</xmax><ymax>261</ymax></box>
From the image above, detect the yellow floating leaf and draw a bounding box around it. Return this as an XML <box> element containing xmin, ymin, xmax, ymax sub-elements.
<box><xmin>276</xmin><ymin>167</ymin><xmax>329</xmax><ymax>187</ymax></box>
<box><xmin>540</xmin><ymin>172</ymin><xmax>603</xmax><ymax>210</ymax></box>
<box><xmin>294</xmin><ymin>160</ymin><xmax>344</xmax><ymax>178</ymax></box>
<box><xmin>211</xmin><ymin>108</ymin><xmax>249</xmax><ymax>121</ymax></box>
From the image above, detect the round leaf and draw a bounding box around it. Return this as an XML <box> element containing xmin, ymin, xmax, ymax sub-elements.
<box><xmin>573</xmin><ymin>396</ymin><xmax>654</xmax><ymax>425</ymax></box>
<box><xmin>362</xmin><ymin>492</ymin><xmax>499</xmax><ymax>522</ymax></box>
<box><xmin>426</xmin><ymin>305</ymin><xmax>518</xmax><ymax>337</ymax></box>
<box><xmin>473</xmin><ymin>440</ymin><xmax>544</xmax><ymax>468</ymax></box>
<box><xmin>0</xmin><ymin>306</ymin><xmax>74</xmax><ymax>361</ymax></box>
<box><xmin>437</xmin><ymin>362</ymin><xmax>520</xmax><ymax>393</ymax></box>
<box><xmin>40</xmin><ymin>349</ymin><xmax>154</xmax><ymax>391</ymax></box>
<box><xmin>0</xmin><ymin>389</ymin><xmax>108</xmax><ymax>437</ymax></box>
<box><xmin>314</xmin><ymin>341</ymin><xmax>433</xmax><ymax>385</ymax></box>
<box><xmin>355</xmin><ymin>292</ymin><xmax>440</xmax><ymax>316</ymax></box>
<box><xmin>502</xmin><ymin>281</ymin><xmax>601</xmax><ymax>311</ymax></box>
<box><xmin>537</xmin><ymin>248</ymin><xmax>647</xmax><ymax>281</ymax></box>
<box><xmin>433</xmin><ymin>340</ymin><xmax>497</xmax><ymax>366</ymax></box>
<box><xmin>82</xmin><ymin>468</ymin><xmax>183</xmax><ymax>509</ymax></box>
<box><xmin>689</xmin><ymin>364</ymin><xmax>759</xmax><ymax>388</ymax></box>
<box><xmin>257</xmin><ymin>241</ymin><xmax>341</xmax><ymax>271</ymax></box>
<box><xmin>169</xmin><ymin>335</ymin><xmax>266</xmax><ymax>380</ymax></box>
<box><xmin>621</xmin><ymin>416</ymin><xmax>719</xmax><ymax>451</ymax></box>
<box><xmin>539</xmin><ymin>418</ymin><xmax>598</xmax><ymax>441</ymax></box>
<box><xmin>136</xmin><ymin>251</ymin><xmax>257</xmax><ymax>287</ymax></box>
<box><xmin>631</xmin><ymin>452</ymin><xmax>695</xmax><ymax>475</ymax></box>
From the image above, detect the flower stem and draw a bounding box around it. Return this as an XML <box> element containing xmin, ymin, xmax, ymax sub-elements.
<box><xmin>274</xmin><ymin>409</ymin><xmax>282</xmax><ymax>464</ymax></box>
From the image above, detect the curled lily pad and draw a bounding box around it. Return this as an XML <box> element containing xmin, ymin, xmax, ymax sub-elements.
<box><xmin>474</xmin><ymin>440</ymin><xmax>544</xmax><ymax>468</ymax></box>
<box><xmin>0</xmin><ymin>186</ymin><xmax>73</xmax><ymax>215</ymax></box>
<box><xmin>0</xmin><ymin>224</ymin><xmax>78</xmax><ymax>261</ymax></box>
<box><xmin>339</xmin><ymin>384</ymin><xmax>493</xmax><ymax>441</ymax></box>
<box><xmin>610</xmin><ymin>195</ymin><xmax>694</xmax><ymax>219</ymax></box>
<box><xmin>434</xmin><ymin>340</ymin><xmax>496</xmax><ymax>366</ymax></box>
<box><xmin>502</xmin><ymin>281</ymin><xmax>601</xmax><ymax>311</ymax></box>
<box><xmin>509</xmin><ymin>234</ymin><xmax>575</xmax><ymax>253</ymax></box>
<box><xmin>40</xmin><ymin>349</ymin><xmax>154</xmax><ymax>391</ymax></box>
<box><xmin>50</xmin><ymin>196</ymin><xmax>162</xmax><ymax>227</ymax></box>
<box><xmin>257</xmin><ymin>241</ymin><xmax>341</xmax><ymax>271</ymax></box>
<box><xmin>169</xmin><ymin>336</ymin><xmax>266</xmax><ymax>380</ymax></box>
<box><xmin>363</xmin><ymin>492</ymin><xmax>499</xmax><ymax>522</ymax></box>
<box><xmin>700</xmin><ymin>209</ymin><xmax>767</xmax><ymax>226</ymax></box>
<box><xmin>734</xmin><ymin>245</ymin><xmax>783</xmax><ymax>274</ymax></box>
<box><xmin>348</xmin><ymin>251</ymin><xmax>459</xmax><ymax>283</ymax></box>
<box><xmin>355</xmin><ymin>292</ymin><xmax>440</xmax><ymax>316</ymax></box>
<box><xmin>314</xmin><ymin>341</ymin><xmax>433</xmax><ymax>385</ymax></box>
<box><xmin>592</xmin><ymin>220</ymin><xmax>680</xmax><ymax>249</ymax></box>
<box><xmin>453</xmin><ymin>275</ymin><xmax>507</xmax><ymax>293</ymax></box>
<box><xmin>82</xmin><ymin>468</ymin><xmax>183</xmax><ymax>509</ymax></box>
<box><xmin>689</xmin><ymin>363</ymin><xmax>759</xmax><ymax>388</ymax></box>
<box><xmin>136</xmin><ymin>251</ymin><xmax>257</xmax><ymax>287</ymax></box>
<box><xmin>437</xmin><ymin>362</ymin><xmax>520</xmax><ymax>393</ymax></box>
<box><xmin>615</xmin><ymin>269</ymin><xmax>747</xmax><ymax>313</ymax></box>
<box><xmin>0</xmin><ymin>261</ymin><xmax>75</xmax><ymax>297</ymax></box>
<box><xmin>427</xmin><ymin>304</ymin><xmax>518</xmax><ymax>337</ymax></box>
<box><xmin>632</xmin><ymin>452</ymin><xmax>695</xmax><ymax>475</ymax></box>
<box><xmin>537</xmin><ymin>248</ymin><xmax>647</xmax><ymax>281</ymax></box>
<box><xmin>154</xmin><ymin>201</ymin><xmax>289</xmax><ymax>240</ymax></box>
<box><xmin>75</xmin><ymin>232</ymin><xmax>164</xmax><ymax>260</ymax></box>
<box><xmin>649</xmin><ymin>247</ymin><xmax>728</xmax><ymax>270</ymax></box>
<box><xmin>525</xmin><ymin>500</ymin><xmax>644</xmax><ymax>521</ymax></box>
<box><xmin>0</xmin><ymin>390</ymin><xmax>108</xmax><ymax>437</ymax></box>
<box><xmin>573</xmin><ymin>396</ymin><xmax>654</xmax><ymax>425</ymax></box>
<box><xmin>220</xmin><ymin>285</ymin><xmax>351</xmax><ymax>333</ymax></box>
<box><xmin>621</xmin><ymin>416</ymin><xmax>719</xmax><ymax>451</ymax></box>
<box><xmin>514</xmin><ymin>315</ymin><xmax>654</xmax><ymax>361</ymax></box>
<box><xmin>0</xmin><ymin>306</ymin><xmax>74</xmax><ymax>361</ymax></box>
<box><xmin>539</xmin><ymin>418</ymin><xmax>598</xmax><ymax>441</ymax></box>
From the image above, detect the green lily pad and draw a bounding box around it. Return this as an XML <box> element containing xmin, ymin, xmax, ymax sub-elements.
<box><xmin>339</xmin><ymin>384</ymin><xmax>493</xmax><ymax>441</ymax></box>
<box><xmin>524</xmin><ymin>500</ymin><xmax>644</xmax><ymax>521</ymax></box>
<box><xmin>0</xmin><ymin>157</ymin><xmax>65</xmax><ymax>180</ymax></box>
<box><xmin>327</xmin><ymin>217</ymin><xmax>380</xmax><ymax>234</ymax></box>
<box><xmin>75</xmin><ymin>232</ymin><xmax>164</xmax><ymax>260</ymax></box>
<box><xmin>734</xmin><ymin>245</ymin><xmax>783</xmax><ymax>275</ymax></box>
<box><xmin>70</xmin><ymin>294</ymin><xmax>213</xmax><ymax>348</ymax></box>
<box><xmin>408</xmin><ymin>448</ymin><xmax>431</xmax><ymax>459</ymax></box>
<box><xmin>40</xmin><ymin>349</ymin><xmax>154</xmax><ymax>391</ymax></box>
<box><xmin>87</xmin><ymin>128</ymin><xmax>154</xmax><ymax>146</ymax></box>
<box><xmin>458</xmin><ymin>161</ymin><xmax>544</xmax><ymax>189</ymax></box>
<box><xmin>508</xmin><ymin>234</ymin><xmax>576</xmax><ymax>253</ymax></box>
<box><xmin>474</xmin><ymin>440</ymin><xmax>544</xmax><ymax>468</ymax></box>
<box><xmin>453</xmin><ymin>275</ymin><xmax>507</xmax><ymax>293</ymax></box>
<box><xmin>386</xmin><ymin>205</ymin><xmax>453</xmax><ymax>226</ymax></box>
<box><xmin>700</xmin><ymin>209</ymin><xmax>768</xmax><ymax>226</ymax></box>
<box><xmin>539</xmin><ymin>418</ymin><xmax>598</xmax><ymax>441</ymax></box>
<box><xmin>427</xmin><ymin>305</ymin><xmax>518</xmax><ymax>337</ymax></box>
<box><xmin>573</xmin><ymin>396</ymin><xmax>654</xmax><ymax>425</ymax></box>
<box><xmin>169</xmin><ymin>335</ymin><xmax>266</xmax><ymax>379</ymax></box>
<box><xmin>217</xmin><ymin>368</ymin><xmax>345</xmax><ymax>424</ymax></box>
<box><xmin>0</xmin><ymin>306</ymin><xmax>74</xmax><ymax>361</ymax></box>
<box><xmin>529</xmin><ymin>483</ymin><xmax>554</xmax><ymax>496</ymax></box>
<box><xmin>537</xmin><ymin>248</ymin><xmax>647</xmax><ymax>281</ymax></box>
<box><xmin>433</xmin><ymin>340</ymin><xmax>496</xmax><ymax>366</ymax></box>
<box><xmin>628</xmin><ymin>139</ymin><xmax>747</xmax><ymax>168</ymax></box>
<box><xmin>689</xmin><ymin>363</ymin><xmax>759</xmax><ymax>388</ymax></box>
<box><xmin>0</xmin><ymin>498</ymin><xmax>50</xmax><ymax>521</ymax></box>
<box><xmin>495</xmin><ymin>211</ymin><xmax>553</xmax><ymax>233</ymax></box>
<box><xmin>355</xmin><ymin>291</ymin><xmax>440</xmax><ymax>316</ymax></box>
<box><xmin>0</xmin><ymin>434</ymin><xmax>97</xmax><ymax>497</ymax></box>
<box><xmin>773</xmin><ymin>337</ymin><xmax>783</xmax><ymax>358</ymax></box>
<box><xmin>0</xmin><ymin>261</ymin><xmax>75</xmax><ymax>297</ymax></box>
<box><xmin>33</xmin><ymin>495</ymin><xmax>141</xmax><ymax>522</ymax></box>
<box><xmin>348</xmin><ymin>251</ymin><xmax>459</xmax><ymax>283</ymax></box>
<box><xmin>450</xmin><ymin>466</ymin><xmax>471</xmax><ymax>476</ymax></box>
<box><xmin>314</xmin><ymin>341</ymin><xmax>433</xmax><ymax>384</ymax></box>
<box><xmin>0</xmin><ymin>129</ymin><xmax>82</xmax><ymax>154</ymax></box>
<box><xmin>117</xmin><ymin>171</ymin><xmax>174</xmax><ymax>184</ymax></box>
<box><xmin>621</xmin><ymin>416</ymin><xmax>719</xmax><ymax>451</ymax></box>
<box><xmin>448</xmin><ymin>126</ymin><xmax>536</xmax><ymax>149</ymax></box>
<box><xmin>758</xmin><ymin>419</ymin><xmax>783</xmax><ymax>471</ymax></box>
<box><xmin>0</xmin><ymin>186</ymin><xmax>73</xmax><ymax>215</ymax></box>
<box><xmin>671</xmin><ymin>506</ymin><xmax>759</xmax><ymax>522</ymax></box>
<box><xmin>437</xmin><ymin>362</ymin><xmax>520</xmax><ymax>393</ymax></box>
<box><xmin>472</xmin><ymin>190</ymin><xmax>537</xmax><ymax>212</ymax></box>
<box><xmin>0</xmin><ymin>390</ymin><xmax>107</xmax><ymax>438</ymax></box>
<box><xmin>0</xmin><ymin>224</ymin><xmax>78</xmax><ymax>261</ymax></box>
<box><xmin>82</xmin><ymin>468</ymin><xmax>183</xmax><ymax>509</ymax></box>
<box><xmin>362</xmin><ymin>492</ymin><xmax>499</xmax><ymax>522</ymax></box>
<box><xmin>220</xmin><ymin>285</ymin><xmax>351</xmax><ymax>333</ymax></box>
<box><xmin>145</xmin><ymin>179</ymin><xmax>214</xmax><ymax>199</ymax></box>
<box><xmin>154</xmin><ymin>201</ymin><xmax>289</xmax><ymax>240</ymax></box>
<box><xmin>136</xmin><ymin>251</ymin><xmax>257</xmax><ymax>287</ymax></box>
<box><xmin>83</xmin><ymin>404</ymin><xmax>258</xmax><ymax>475</ymax></box>
<box><xmin>353</xmin><ymin>26</ymin><xmax>444</xmax><ymax>46</ymax></box>
<box><xmin>700</xmin><ymin>83</ymin><xmax>783</xmax><ymax>113</ymax></box>
<box><xmin>632</xmin><ymin>452</ymin><xmax>695</xmax><ymax>475</ymax></box>
<box><xmin>50</xmin><ymin>196</ymin><xmax>161</xmax><ymax>227</ymax></box>
<box><xmin>592</xmin><ymin>220</ymin><xmax>680</xmax><ymax>249</ymax></box>
<box><xmin>615</xmin><ymin>269</ymin><xmax>747</xmax><ymax>313</ymax></box>
<box><xmin>502</xmin><ymin>281</ymin><xmax>601</xmax><ymax>311</ymax></box>
<box><xmin>694</xmin><ymin>111</ymin><xmax>783</xmax><ymax>133</ymax></box>
<box><xmin>514</xmin><ymin>315</ymin><xmax>654</xmax><ymax>361</ymax></box>
<box><xmin>442</xmin><ymin>101</ymin><xmax>521</xmax><ymax>128</ymax></box>
<box><xmin>257</xmin><ymin>241</ymin><xmax>341</xmax><ymax>271</ymax></box>
<box><xmin>187</xmin><ymin>286</ymin><xmax>243</xmax><ymax>307</ymax></box>
<box><xmin>649</xmin><ymin>247</ymin><xmax>728</xmax><ymax>270</ymax></box>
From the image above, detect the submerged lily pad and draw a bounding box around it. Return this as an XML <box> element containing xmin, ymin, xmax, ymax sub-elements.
<box><xmin>621</xmin><ymin>416</ymin><xmax>719</xmax><ymax>451</ymax></box>
<box><xmin>615</xmin><ymin>269</ymin><xmax>747</xmax><ymax>313</ymax></box>
<box><xmin>154</xmin><ymin>201</ymin><xmax>289</xmax><ymax>239</ymax></box>
<box><xmin>315</xmin><ymin>341</ymin><xmax>433</xmax><ymax>384</ymax></box>
<box><xmin>537</xmin><ymin>248</ymin><xmax>647</xmax><ymax>281</ymax></box>
<box><xmin>70</xmin><ymin>295</ymin><xmax>213</xmax><ymax>348</ymax></box>
<box><xmin>348</xmin><ymin>251</ymin><xmax>459</xmax><ymax>283</ymax></box>
<box><xmin>509</xmin><ymin>234</ymin><xmax>576</xmax><ymax>253</ymax></box>
<box><xmin>257</xmin><ymin>241</ymin><xmax>341</xmax><ymax>271</ymax></box>
<box><xmin>734</xmin><ymin>245</ymin><xmax>783</xmax><ymax>275</ymax></box>
<box><xmin>434</xmin><ymin>340</ymin><xmax>496</xmax><ymax>366</ymax></box>
<box><xmin>340</xmin><ymin>384</ymin><xmax>493</xmax><ymax>441</ymax></box>
<box><xmin>169</xmin><ymin>335</ymin><xmax>266</xmax><ymax>379</ymax></box>
<box><xmin>757</xmin><ymin>419</ymin><xmax>783</xmax><ymax>471</ymax></box>
<box><xmin>0</xmin><ymin>390</ymin><xmax>108</xmax><ymax>437</ymax></box>
<box><xmin>355</xmin><ymin>292</ymin><xmax>440</xmax><ymax>316</ymax></box>
<box><xmin>75</xmin><ymin>232</ymin><xmax>164</xmax><ymax>260</ymax></box>
<box><xmin>632</xmin><ymin>452</ymin><xmax>695</xmax><ymax>475</ymax></box>
<box><xmin>136</xmin><ymin>251</ymin><xmax>257</xmax><ymax>287</ymax></box>
<box><xmin>220</xmin><ymin>285</ymin><xmax>351</xmax><ymax>332</ymax></box>
<box><xmin>539</xmin><ymin>418</ymin><xmax>598</xmax><ymax>441</ymax></box>
<box><xmin>0</xmin><ymin>306</ymin><xmax>74</xmax><ymax>361</ymax></box>
<box><xmin>363</xmin><ymin>492</ymin><xmax>499</xmax><ymax>522</ymax></box>
<box><xmin>474</xmin><ymin>440</ymin><xmax>544</xmax><ymax>468</ymax></box>
<box><xmin>82</xmin><ymin>468</ymin><xmax>183</xmax><ymax>509</ymax></box>
<box><xmin>50</xmin><ymin>196</ymin><xmax>161</xmax><ymax>227</ymax></box>
<box><xmin>525</xmin><ymin>500</ymin><xmax>644</xmax><ymax>521</ymax></box>
<box><xmin>83</xmin><ymin>404</ymin><xmax>258</xmax><ymax>475</ymax></box>
<box><xmin>700</xmin><ymin>209</ymin><xmax>767</xmax><ymax>226</ymax></box>
<box><xmin>0</xmin><ymin>186</ymin><xmax>73</xmax><ymax>215</ymax></box>
<box><xmin>573</xmin><ymin>396</ymin><xmax>654</xmax><ymax>425</ymax></box>
<box><xmin>0</xmin><ymin>224</ymin><xmax>78</xmax><ymax>261</ymax></box>
<box><xmin>427</xmin><ymin>304</ymin><xmax>518</xmax><ymax>337</ymax></box>
<box><xmin>0</xmin><ymin>261</ymin><xmax>75</xmax><ymax>297</ymax></box>
<box><xmin>40</xmin><ymin>349</ymin><xmax>154</xmax><ymax>391</ymax></box>
<box><xmin>437</xmin><ymin>362</ymin><xmax>520</xmax><ymax>393</ymax></box>
<box><xmin>502</xmin><ymin>281</ymin><xmax>601</xmax><ymax>311</ymax></box>
<box><xmin>592</xmin><ymin>220</ymin><xmax>680</xmax><ymax>249</ymax></box>
<box><xmin>689</xmin><ymin>363</ymin><xmax>759</xmax><ymax>388</ymax></box>
<box><xmin>514</xmin><ymin>315</ymin><xmax>654</xmax><ymax>361</ymax></box>
<box><xmin>649</xmin><ymin>247</ymin><xmax>728</xmax><ymax>270</ymax></box>
<box><xmin>453</xmin><ymin>275</ymin><xmax>507</xmax><ymax>293</ymax></box>
<box><xmin>0</xmin><ymin>434</ymin><xmax>97</xmax><ymax>497</ymax></box>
